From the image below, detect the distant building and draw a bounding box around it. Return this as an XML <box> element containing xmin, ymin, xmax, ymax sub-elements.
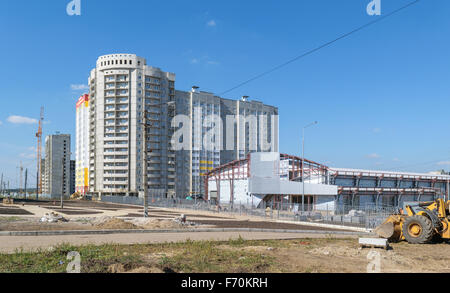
<box><xmin>75</xmin><ymin>94</ymin><xmax>90</xmax><ymax>195</ymax></box>
<box><xmin>42</xmin><ymin>134</ymin><xmax>71</xmax><ymax>198</ymax></box>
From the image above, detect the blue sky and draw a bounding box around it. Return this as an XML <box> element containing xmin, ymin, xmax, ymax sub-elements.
<box><xmin>1</xmin><ymin>0</ymin><xmax>449</xmax><ymax>187</ymax></box>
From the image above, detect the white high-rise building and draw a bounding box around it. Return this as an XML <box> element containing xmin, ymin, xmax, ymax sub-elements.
<box><xmin>75</xmin><ymin>94</ymin><xmax>90</xmax><ymax>195</ymax></box>
<box><xmin>88</xmin><ymin>54</ymin><xmax>176</xmax><ymax>197</ymax></box>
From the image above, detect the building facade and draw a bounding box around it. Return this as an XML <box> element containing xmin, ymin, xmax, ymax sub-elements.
<box><xmin>88</xmin><ymin>54</ymin><xmax>176</xmax><ymax>198</ymax></box>
<box><xmin>42</xmin><ymin>134</ymin><xmax>71</xmax><ymax>198</ymax></box>
<box><xmin>174</xmin><ymin>89</ymin><xmax>279</xmax><ymax>197</ymax></box>
<box><xmin>75</xmin><ymin>94</ymin><xmax>90</xmax><ymax>195</ymax></box>
<box><xmin>174</xmin><ymin>89</ymin><xmax>222</xmax><ymax>197</ymax></box>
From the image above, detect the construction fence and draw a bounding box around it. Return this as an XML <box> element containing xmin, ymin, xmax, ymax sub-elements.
<box><xmin>100</xmin><ymin>195</ymin><xmax>396</xmax><ymax>230</ymax></box>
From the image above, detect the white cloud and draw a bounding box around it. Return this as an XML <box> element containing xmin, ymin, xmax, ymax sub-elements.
<box><xmin>206</xmin><ymin>60</ymin><xmax>220</xmax><ymax>65</ymax></box>
<box><xmin>437</xmin><ymin>161</ymin><xmax>450</xmax><ymax>166</ymax></box>
<box><xmin>393</xmin><ymin>158</ymin><xmax>400</xmax><ymax>162</ymax></box>
<box><xmin>373</xmin><ymin>128</ymin><xmax>381</xmax><ymax>133</ymax></box>
<box><xmin>7</xmin><ymin>115</ymin><xmax>38</xmax><ymax>124</ymax></box>
<box><xmin>366</xmin><ymin>153</ymin><xmax>381</xmax><ymax>159</ymax></box>
<box><xmin>206</xmin><ymin>20</ymin><xmax>216</xmax><ymax>27</ymax></box>
<box><xmin>71</xmin><ymin>84</ymin><xmax>89</xmax><ymax>91</ymax></box>
<box><xmin>189</xmin><ymin>56</ymin><xmax>219</xmax><ymax>66</ymax></box>
<box><xmin>19</xmin><ymin>152</ymin><xmax>35</xmax><ymax>159</ymax></box>
<box><xmin>0</xmin><ymin>121</ymin><xmax>2</xmax><ymax>126</ymax></box>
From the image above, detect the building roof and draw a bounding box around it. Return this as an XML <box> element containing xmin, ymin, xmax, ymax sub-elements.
<box><xmin>329</xmin><ymin>167</ymin><xmax>450</xmax><ymax>180</ymax></box>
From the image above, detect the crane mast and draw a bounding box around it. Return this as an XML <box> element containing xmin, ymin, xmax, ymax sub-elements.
<box><xmin>36</xmin><ymin>107</ymin><xmax>44</xmax><ymax>199</ymax></box>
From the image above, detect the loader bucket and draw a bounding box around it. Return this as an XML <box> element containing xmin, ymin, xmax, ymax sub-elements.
<box><xmin>375</xmin><ymin>215</ymin><xmax>403</xmax><ymax>242</ymax></box>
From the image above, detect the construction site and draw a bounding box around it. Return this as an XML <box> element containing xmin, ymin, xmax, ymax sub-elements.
<box><xmin>3</xmin><ymin>0</ymin><xmax>450</xmax><ymax>279</ymax></box>
<box><xmin>0</xmin><ymin>99</ymin><xmax>449</xmax><ymax>273</ymax></box>
<box><xmin>0</xmin><ymin>194</ymin><xmax>450</xmax><ymax>273</ymax></box>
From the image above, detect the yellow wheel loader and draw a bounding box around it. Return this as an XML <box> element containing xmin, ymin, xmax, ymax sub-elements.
<box><xmin>375</xmin><ymin>198</ymin><xmax>450</xmax><ymax>244</ymax></box>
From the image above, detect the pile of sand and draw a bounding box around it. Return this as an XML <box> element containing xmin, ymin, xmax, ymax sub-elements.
<box><xmin>93</xmin><ymin>217</ymin><xmax>138</xmax><ymax>230</ymax></box>
<box><xmin>129</xmin><ymin>218</ymin><xmax>186</xmax><ymax>229</ymax></box>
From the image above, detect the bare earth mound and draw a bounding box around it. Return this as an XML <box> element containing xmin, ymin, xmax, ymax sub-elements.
<box><xmin>128</xmin><ymin>218</ymin><xmax>187</xmax><ymax>229</ymax></box>
<box><xmin>94</xmin><ymin>218</ymin><xmax>138</xmax><ymax>230</ymax></box>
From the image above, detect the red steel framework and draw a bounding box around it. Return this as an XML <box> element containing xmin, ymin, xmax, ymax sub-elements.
<box><xmin>203</xmin><ymin>154</ymin><xmax>450</xmax><ymax>207</ymax></box>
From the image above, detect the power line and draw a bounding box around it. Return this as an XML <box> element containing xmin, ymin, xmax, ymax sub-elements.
<box><xmin>220</xmin><ymin>0</ymin><xmax>421</xmax><ymax>96</ymax></box>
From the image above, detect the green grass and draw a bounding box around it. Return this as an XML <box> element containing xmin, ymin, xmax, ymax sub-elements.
<box><xmin>0</xmin><ymin>238</ymin><xmax>281</xmax><ymax>273</ymax></box>
<box><xmin>155</xmin><ymin>239</ymin><xmax>276</xmax><ymax>273</ymax></box>
<box><xmin>0</xmin><ymin>238</ymin><xmax>357</xmax><ymax>273</ymax></box>
<box><xmin>0</xmin><ymin>243</ymin><xmax>143</xmax><ymax>273</ymax></box>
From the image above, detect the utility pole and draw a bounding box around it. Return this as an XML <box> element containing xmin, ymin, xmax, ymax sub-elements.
<box><xmin>142</xmin><ymin>110</ymin><xmax>149</xmax><ymax>218</ymax></box>
<box><xmin>0</xmin><ymin>173</ymin><xmax>3</xmax><ymax>196</ymax></box>
<box><xmin>141</xmin><ymin>101</ymin><xmax>174</xmax><ymax>217</ymax></box>
<box><xmin>302</xmin><ymin>121</ymin><xmax>317</xmax><ymax>213</ymax></box>
<box><xmin>19</xmin><ymin>162</ymin><xmax>23</xmax><ymax>197</ymax></box>
<box><xmin>24</xmin><ymin>169</ymin><xmax>28</xmax><ymax>199</ymax></box>
<box><xmin>61</xmin><ymin>156</ymin><xmax>64</xmax><ymax>209</ymax></box>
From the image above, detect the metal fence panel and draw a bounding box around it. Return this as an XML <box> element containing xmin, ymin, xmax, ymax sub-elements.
<box><xmin>99</xmin><ymin>196</ymin><xmax>401</xmax><ymax>229</ymax></box>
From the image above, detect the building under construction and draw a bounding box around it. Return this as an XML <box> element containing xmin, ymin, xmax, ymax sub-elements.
<box><xmin>205</xmin><ymin>152</ymin><xmax>450</xmax><ymax>212</ymax></box>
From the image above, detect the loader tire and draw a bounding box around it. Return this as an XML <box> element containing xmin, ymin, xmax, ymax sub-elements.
<box><xmin>402</xmin><ymin>215</ymin><xmax>434</xmax><ymax>244</ymax></box>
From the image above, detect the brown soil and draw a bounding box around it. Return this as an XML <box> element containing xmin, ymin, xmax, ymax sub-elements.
<box><xmin>15</xmin><ymin>199</ymin><xmax>141</xmax><ymax>210</ymax></box>
<box><xmin>0</xmin><ymin>206</ymin><xmax>33</xmax><ymax>215</ymax></box>
<box><xmin>192</xmin><ymin>219</ymin><xmax>353</xmax><ymax>231</ymax></box>
<box><xmin>108</xmin><ymin>263</ymin><xmax>164</xmax><ymax>273</ymax></box>
<box><xmin>0</xmin><ymin>222</ymin><xmax>94</xmax><ymax>231</ymax></box>
<box><xmin>46</xmin><ymin>208</ymin><xmax>103</xmax><ymax>215</ymax></box>
<box><xmin>245</xmin><ymin>239</ymin><xmax>450</xmax><ymax>273</ymax></box>
<box><xmin>124</xmin><ymin>214</ymin><xmax>173</xmax><ymax>218</ymax></box>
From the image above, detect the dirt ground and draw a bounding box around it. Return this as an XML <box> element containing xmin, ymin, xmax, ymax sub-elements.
<box><xmin>191</xmin><ymin>219</ymin><xmax>353</xmax><ymax>231</ymax></box>
<box><xmin>0</xmin><ymin>199</ymin><xmax>356</xmax><ymax>232</ymax></box>
<box><xmin>0</xmin><ymin>236</ymin><xmax>448</xmax><ymax>273</ymax></box>
<box><xmin>0</xmin><ymin>205</ymin><xmax>33</xmax><ymax>215</ymax></box>
<box><xmin>6</xmin><ymin>199</ymin><xmax>141</xmax><ymax>210</ymax></box>
<box><xmin>256</xmin><ymin>238</ymin><xmax>450</xmax><ymax>273</ymax></box>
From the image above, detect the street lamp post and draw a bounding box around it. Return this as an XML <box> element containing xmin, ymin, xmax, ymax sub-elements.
<box><xmin>302</xmin><ymin>121</ymin><xmax>318</xmax><ymax>213</ymax></box>
<box><xmin>141</xmin><ymin>101</ymin><xmax>175</xmax><ymax>218</ymax></box>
